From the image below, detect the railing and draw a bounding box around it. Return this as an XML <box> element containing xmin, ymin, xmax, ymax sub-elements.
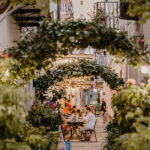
<box><xmin>95</xmin><ymin>1</ymin><xmax>119</xmax><ymax>30</ymax></box>
<box><xmin>94</xmin><ymin>52</ymin><xmax>111</xmax><ymax>66</ymax></box>
<box><xmin>94</xmin><ymin>52</ymin><xmax>111</xmax><ymax>84</ymax></box>
<box><xmin>60</xmin><ymin>0</ymin><xmax>73</xmax><ymax>20</ymax></box>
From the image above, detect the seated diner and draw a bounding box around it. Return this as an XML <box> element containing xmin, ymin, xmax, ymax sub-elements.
<box><xmin>80</xmin><ymin>107</ymin><xmax>96</xmax><ymax>141</ymax></box>
<box><xmin>90</xmin><ymin>105</ymin><xmax>96</xmax><ymax>116</ymax></box>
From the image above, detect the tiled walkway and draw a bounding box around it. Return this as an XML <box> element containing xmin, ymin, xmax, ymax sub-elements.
<box><xmin>71</xmin><ymin>116</ymin><xmax>107</xmax><ymax>150</ymax></box>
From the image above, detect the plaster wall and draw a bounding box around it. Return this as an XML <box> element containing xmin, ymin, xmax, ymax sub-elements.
<box><xmin>72</xmin><ymin>0</ymin><xmax>109</xmax><ymax>21</ymax></box>
<box><xmin>0</xmin><ymin>16</ymin><xmax>19</xmax><ymax>50</ymax></box>
<box><xmin>143</xmin><ymin>19</ymin><xmax>150</xmax><ymax>49</ymax></box>
<box><xmin>0</xmin><ymin>15</ymin><xmax>34</xmax><ymax>110</ymax></box>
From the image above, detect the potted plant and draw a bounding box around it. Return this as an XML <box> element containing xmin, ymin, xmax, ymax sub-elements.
<box><xmin>27</xmin><ymin>101</ymin><xmax>63</xmax><ymax>150</ymax></box>
<box><xmin>105</xmin><ymin>80</ymin><xmax>150</xmax><ymax>149</ymax></box>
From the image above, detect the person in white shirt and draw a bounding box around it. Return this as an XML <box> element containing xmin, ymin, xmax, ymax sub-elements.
<box><xmin>80</xmin><ymin>107</ymin><xmax>96</xmax><ymax>140</ymax></box>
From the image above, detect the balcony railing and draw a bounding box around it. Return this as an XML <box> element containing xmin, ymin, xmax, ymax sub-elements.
<box><xmin>13</xmin><ymin>5</ymin><xmax>46</xmax><ymax>29</ymax></box>
<box><xmin>94</xmin><ymin>52</ymin><xmax>111</xmax><ymax>84</ymax></box>
<box><xmin>94</xmin><ymin>52</ymin><xmax>111</xmax><ymax>66</ymax></box>
<box><xmin>95</xmin><ymin>1</ymin><xmax>119</xmax><ymax>29</ymax></box>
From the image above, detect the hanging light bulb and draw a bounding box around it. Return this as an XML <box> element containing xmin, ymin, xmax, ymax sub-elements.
<box><xmin>4</xmin><ymin>69</ymin><xmax>9</xmax><ymax>77</ymax></box>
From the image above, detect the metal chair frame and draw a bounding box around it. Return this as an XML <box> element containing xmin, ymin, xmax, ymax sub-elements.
<box><xmin>81</xmin><ymin>119</ymin><xmax>97</xmax><ymax>142</ymax></box>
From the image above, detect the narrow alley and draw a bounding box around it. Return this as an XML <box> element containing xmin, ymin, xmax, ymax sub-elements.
<box><xmin>71</xmin><ymin>116</ymin><xmax>107</xmax><ymax>150</ymax></box>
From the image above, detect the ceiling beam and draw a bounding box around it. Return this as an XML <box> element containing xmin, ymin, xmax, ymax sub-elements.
<box><xmin>18</xmin><ymin>22</ymin><xmax>40</xmax><ymax>27</ymax></box>
<box><xmin>14</xmin><ymin>9</ymin><xmax>41</xmax><ymax>14</ymax></box>
<box><xmin>15</xmin><ymin>16</ymin><xmax>42</xmax><ymax>21</ymax></box>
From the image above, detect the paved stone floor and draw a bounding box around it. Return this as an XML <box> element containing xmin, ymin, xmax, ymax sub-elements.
<box><xmin>71</xmin><ymin>116</ymin><xmax>107</xmax><ymax>150</ymax></box>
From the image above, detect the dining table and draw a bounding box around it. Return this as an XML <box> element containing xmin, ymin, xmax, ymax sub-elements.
<box><xmin>67</xmin><ymin>119</ymin><xmax>84</xmax><ymax>140</ymax></box>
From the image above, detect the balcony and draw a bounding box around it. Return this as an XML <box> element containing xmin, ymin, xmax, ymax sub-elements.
<box><xmin>95</xmin><ymin>1</ymin><xmax>119</xmax><ymax>29</ymax></box>
<box><xmin>94</xmin><ymin>52</ymin><xmax>111</xmax><ymax>66</ymax></box>
<box><xmin>13</xmin><ymin>5</ymin><xmax>45</xmax><ymax>29</ymax></box>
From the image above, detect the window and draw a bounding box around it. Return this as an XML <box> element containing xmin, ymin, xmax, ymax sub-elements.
<box><xmin>80</xmin><ymin>1</ymin><xmax>83</xmax><ymax>5</ymax></box>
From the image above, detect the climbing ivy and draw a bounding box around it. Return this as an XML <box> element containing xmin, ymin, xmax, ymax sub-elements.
<box><xmin>34</xmin><ymin>59</ymin><xmax>124</xmax><ymax>100</ymax></box>
<box><xmin>7</xmin><ymin>19</ymin><xmax>149</xmax><ymax>82</ymax></box>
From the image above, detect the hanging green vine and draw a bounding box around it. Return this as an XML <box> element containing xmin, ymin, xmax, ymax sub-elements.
<box><xmin>34</xmin><ymin>59</ymin><xmax>124</xmax><ymax>100</ymax></box>
<box><xmin>7</xmin><ymin>19</ymin><xmax>149</xmax><ymax>82</ymax></box>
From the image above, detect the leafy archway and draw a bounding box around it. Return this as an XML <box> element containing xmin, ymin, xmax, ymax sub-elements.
<box><xmin>7</xmin><ymin>19</ymin><xmax>148</xmax><ymax>82</ymax></box>
<box><xmin>34</xmin><ymin>59</ymin><xmax>124</xmax><ymax>100</ymax></box>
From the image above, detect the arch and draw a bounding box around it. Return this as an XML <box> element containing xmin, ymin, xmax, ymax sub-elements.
<box><xmin>34</xmin><ymin>59</ymin><xmax>124</xmax><ymax>100</ymax></box>
<box><xmin>7</xmin><ymin>19</ymin><xmax>148</xmax><ymax>81</ymax></box>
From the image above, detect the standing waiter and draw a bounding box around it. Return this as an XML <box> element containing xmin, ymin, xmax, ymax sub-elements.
<box><xmin>100</xmin><ymin>98</ymin><xmax>106</xmax><ymax>123</ymax></box>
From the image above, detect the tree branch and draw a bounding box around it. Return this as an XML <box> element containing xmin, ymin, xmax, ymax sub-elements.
<box><xmin>0</xmin><ymin>4</ymin><xmax>22</xmax><ymax>23</ymax></box>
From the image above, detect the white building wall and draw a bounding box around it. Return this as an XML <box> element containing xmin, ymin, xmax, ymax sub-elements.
<box><xmin>50</xmin><ymin>2</ymin><xmax>58</xmax><ymax>20</ymax></box>
<box><xmin>143</xmin><ymin>20</ymin><xmax>150</xmax><ymax>49</ymax></box>
<box><xmin>0</xmin><ymin>15</ymin><xmax>34</xmax><ymax>110</ymax></box>
<box><xmin>72</xmin><ymin>0</ymin><xmax>103</xmax><ymax>21</ymax></box>
<box><xmin>0</xmin><ymin>16</ymin><xmax>19</xmax><ymax>50</ymax></box>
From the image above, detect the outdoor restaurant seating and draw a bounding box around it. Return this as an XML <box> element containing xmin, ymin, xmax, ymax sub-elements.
<box><xmin>61</xmin><ymin>105</ymin><xmax>98</xmax><ymax>142</ymax></box>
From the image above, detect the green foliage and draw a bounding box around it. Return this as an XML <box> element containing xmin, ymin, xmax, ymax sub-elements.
<box><xmin>47</xmin><ymin>134</ymin><xmax>59</xmax><ymax>149</ymax></box>
<box><xmin>1</xmin><ymin>0</ymin><xmax>59</xmax><ymax>15</ymax></box>
<box><xmin>0</xmin><ymin>58</ymin><xmax>18</xmax><ymax>85</ymax></box>
<box><xmin>52</xmin><ymin>89</ymin><xmax>64</xmax><ymax>101</ymax></box>
<box><xmin>0</xmin><ymin>59</ymin><xmax>56</xmax><ymax>150</ymax></box>
<box><xmin>0</xmin><ymin>59</ymin><xmax>28</xmax><ymax>149</ymax></box>
<box><xmin>0</xmin><ymin>60</ymin><xmax>28</xmax><ymax>140</ymax></box>
<box><xmin>27</xmin><ymin>101</ymin><xmax>63</xmax><ymax>131</ymax></box>
<box><xmin>48</xmin><ymin>88</ymin><xmax>66</xmax><ymax>102</ymax></box>
<box><xmin>96</xmin><ymin>91</ymin><xmax>100</xmax><ymax>104</ymax></box>
<box><xmin>0</xmin><ymin>139</ymin><xmax>31</xmax><ymax>150</ymax></box>
<box><xmin>7</xmin><ymin>19</ymin><xmax>148</xmax><ymax>82</ymax></box>
<box><xmin>95</xmin><ymin>92</ymin><xmax>101</xmax><ymax>111</ymax></box>
<box><xmin>111</xmin><ymin>84</ymin><xmax>150</xmax><ymax>134</ymax></box>
<box><xmin>105</xmin><ymin>120</ymin><xmax>121</xmax><ymax>150</ymax></box>
<box><xmin>23</xmin><ymin>125</ymin><xmax>49</xmax><ymax>150</ymax></box>
<box><xmin>121</xmin><ymin>116</ymin><xmax>150</xmax><ymax>150</ymax></box>
<box><xmin>27</xmin><ymin>101</ymin><xmax>54</xmax><ymax>127</ymax></box>
<box><xmin>0</xmin><ymin>83</ymin><xmax>26</xmax><ymax>138</ymax></box>
<box><xmin>90</xmin><ymin>8</ymin><xmax>108</xmax><ymax>25</ymax></box>
<box><xmin>112</xmin><ymin>85</ymin><xmax>144</xmax><ymax>111</ymax></box>
<box><xmin>34</xmin><ymin>59</ymin><xmax>124</xmax><ymax>101</ymax></box>
<box><xmin>126</xmin><ymin>0</ymin><xmax>150</xmax><ymax>23</ymax></box>
<box><xmin>106</xmin><ymin>83</ymin><xmax>150</xmax><ymax>150</ymax></box>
